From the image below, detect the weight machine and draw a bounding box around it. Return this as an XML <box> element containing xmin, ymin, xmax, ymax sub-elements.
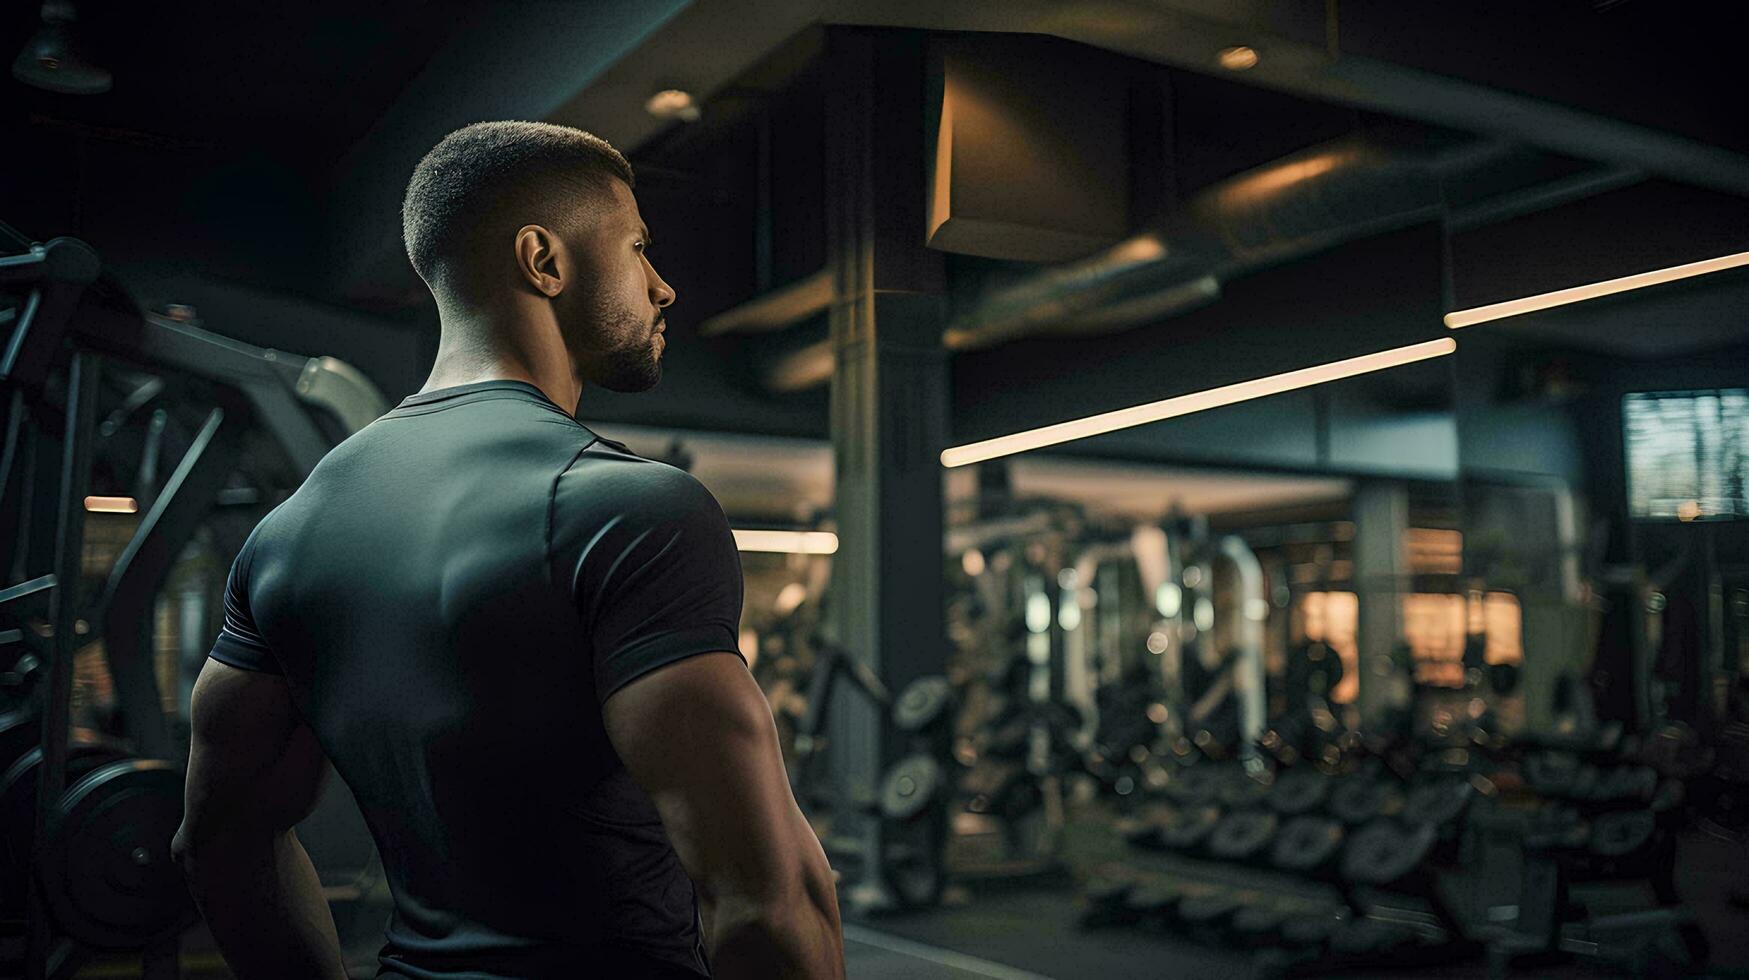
<box><xmin>0</xmin><ymin>227</ymin><xmax>387</xmax><ymax>979</ymax></box>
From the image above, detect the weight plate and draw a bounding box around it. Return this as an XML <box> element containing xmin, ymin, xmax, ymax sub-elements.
<box><xmin>1597</xmin><ymin>765</ymin><xmax>1658</xmax><ymax>803</ymax></box>
<box><xmin>1524</xmin><ymin>751</ymin><xmax>1580</xmax><ymax>795</ymax></box>
<box><xmin>1208</xmin><ymin>811</ymin><xmax>1278</xmax><ymax>862</ymax></box>
<box><xmin>1267</xmin><ymin>768</ymin><xmax>1330</xmax><ymax>815</ymax></box>
<box><xmin>1402</xmin><ymin>780</ymin><xmax>1473</xmax><ymax>829</ymax></box>
<box><xmin>1589</xmin><ymin>809</ymin><xmax>1656</xmax><ymax>858</ymax></box>
<box><xmin>1330</xmin><ymin>777</ymin><xmax>1400</xmax><ymax>825</ymax></box>
<box><xmin>1165</xmin><ymin>765</ymin><xmax>1222</xmax><ymax>806</ymax></box>
<box><xmin>880</xmin><ymin>755</ymin><xmax>945</xmax><ymax>822</ymax></box>
<box><xmin>892</xmin><ymin>676</ymin><xmax>954</xmax><ymax>733</ymax></box>
<box><xmin>1</xmin><ymin>739</ymin><xmax>132</xmax><ymax>919</ymax></box>
<box><xmin>38</xmin><ymin>759</ymin><xmax>197</xmax><ymax>950</ymax></box>
<box><xmin>1157</xmin><ymin>805</ymin><xmax>1222</xmax><ymax>851</ymax></box>
<box><xmin>0</xmin><ymin>711</ymin><xmax>38</xmax><ymax>769</ymax></box>
<box><xmin>1568</xmin><ymin>765</ymin><xmax>1602</xmax><ymax>801</ymax></box>
<box><xmin>1340</xmin><ymin>820</ymin><xmax>1437</xmax><ymax>887</ymax></box>
<box><xmin>1271</xmin><ymin>816</ymin><xmax>1343</xmax><ymax>874</ymax></box>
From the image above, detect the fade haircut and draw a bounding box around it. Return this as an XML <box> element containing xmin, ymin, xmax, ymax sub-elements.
<box><xmin>401</xmin><ymin>121</ymin><xmax>634</xmax><ymax>294</ymax></box>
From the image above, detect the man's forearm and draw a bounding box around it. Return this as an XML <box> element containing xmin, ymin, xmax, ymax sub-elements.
<box><xmin>706</xmin><ymin>897</ymin><xmax>843</xmax><ymax>980</ymax></box>
<box><xmin>704</xmin><ymin>853</ymin><xmax>844</xmax><ymax>980</ymax></box>
<box><xmin>175</xmin><ymin>828</ymin><xmax>348</xmax><ymax>980</ymax></box>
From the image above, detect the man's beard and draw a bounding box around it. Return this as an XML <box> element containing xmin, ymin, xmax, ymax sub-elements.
<box><xmin>584</xmin><ymin>307</ymin><xmax>662</xmax><ymax>393</ymax></box>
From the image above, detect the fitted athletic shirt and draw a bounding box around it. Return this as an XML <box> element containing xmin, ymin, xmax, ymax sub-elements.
<box><xmin>206</xmin><ymin>379</ymin><xmax>745</xmax><ymax>979</ymax></box>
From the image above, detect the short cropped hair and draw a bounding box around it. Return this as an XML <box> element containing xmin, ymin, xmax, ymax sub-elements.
<box><xmin>401</xmin><ymin>121</ymin><xmax>634</xmax><ymax>291</ymax></box>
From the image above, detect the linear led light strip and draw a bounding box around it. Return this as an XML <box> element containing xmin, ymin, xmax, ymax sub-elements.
<box><xmin>84</xmin><ymin>496</ymin><xmax>139</xmax><ymax>513</ymax></box>
<box><xmin>732</xmin><ymin>529</ymin><xmax>839</xmax><ymax>554</ymax></box>
<box><xmin>1444</xmin><ymin>250</ymin><xmax>1749</xmax><ymax>329</ymax></box>
<box><xmin>939</xmin><ymin>338</ymin><xmax>1457</xmax><ymax>469</ymax></box>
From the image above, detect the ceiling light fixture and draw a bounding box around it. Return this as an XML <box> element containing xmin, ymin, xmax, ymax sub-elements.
<box><xmin>939</xmin><ymin>338</ymin><xmax>1457</xmax><ymax>468</ymax></box>
<box><xmin>645</xmin><ymin>88</ymin><xmax>701</xmax><ymax>122</ymax></box>
<box><xmin>12</xmin><ymin>1</ymin><xmax>111</xmax><ymax>95</ymax></box>
<box><xmin>732</xmin><ymin>529</ymin><xmax>838</xmax><ymax>554</ymax></box>
<box><xmin>1218</xmin><ymin>46</ymin><xmax>1259</xmax><ymax>71</ymax></box>
<box><xmin>84</xmin><ymin>496</ymin><xmax>138</xmax><ymax>514</ymax></box>
<box><xmin>1443</xmin><ymin>249</ymin><xmax>1749</xmax><ymax>329</ymax></box>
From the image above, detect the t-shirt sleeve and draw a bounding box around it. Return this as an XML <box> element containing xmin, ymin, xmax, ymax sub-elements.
<box><xmin>564</xmin><ymin>460</ymin><xmax>745</xmax><ymax>702</ymax></box>
<box><xmin>207</xmin><ymin>523</ymin><xmax>283</xmax><ymax>675</ymax></box>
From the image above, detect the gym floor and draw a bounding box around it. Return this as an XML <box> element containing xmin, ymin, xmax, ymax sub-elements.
<box><xmin>61</xmin><ymin>828</ymin><xmax>1749</xmax><ymax>979</ymax></box>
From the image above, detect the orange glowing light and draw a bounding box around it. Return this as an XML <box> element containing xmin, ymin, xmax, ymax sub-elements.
<box><xmin>1218</xmin><ymin>46</ymin><xmax>1259</xmax><ymax>71</ymax></box>
<box><xmin>84</xmin><ymin>496</ymin><xmax>138</xmax><ymax>514</ymax></box>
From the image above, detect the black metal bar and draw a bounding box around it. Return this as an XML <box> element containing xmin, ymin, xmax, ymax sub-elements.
<box><xmin>27</xmin><ymin>348</ymin><xmax>101</xmax><ymax>980</ymax></box>
<box><xmin>0</xmin><ymin>245</ymin><xmax>47</xmax><ymax>284</ymax></box>
<box><xmin>98</xmin><ymin>404</ymin><xmax>245</xmax><ymax>759</ymax></box>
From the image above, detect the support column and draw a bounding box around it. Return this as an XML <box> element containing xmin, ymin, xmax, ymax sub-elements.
<box><xmin>1353</xmin><ymin>480</ymin><xmax>1411</xmax><ymax>732</ymax></box>
<box><xmin>824</xmin><ymin>28</ymin><xmax>948</xmax><ymax>912</ymax></box>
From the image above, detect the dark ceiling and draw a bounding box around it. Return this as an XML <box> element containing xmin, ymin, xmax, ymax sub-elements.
<box><xmin>1</xmin><ymin>1</ymin><xmax>465</xmax><ymax>299</ymax></box>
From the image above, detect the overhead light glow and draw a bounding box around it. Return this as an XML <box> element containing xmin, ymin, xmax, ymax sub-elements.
<box><xmin>1218</xmin><ymin>46</ymin><xmax>1259</xmax><ymax>71</ymax></box>
<box><xmin>732</xmin><ymin>529</ymin><xmax>838</xmax><ymax>554</ymax></box>
<box><xmin>84</xmin><ymin>496</ymin><xmax>137</xmax><ymax>513</ymax></box>
<box><xmin>645</xmin><ymin>88</ymin><xmax>701</xmax><ymax>122</ymax></box>
<box><xmin>939</xmin><ymin>338</ymin><xmax>1457</xmax><ymax>468</ymax></box>
<box><xmin>1444</xmin><ymin>250</ymin><xmax>1749</xmax><ymax>329</ymax></box>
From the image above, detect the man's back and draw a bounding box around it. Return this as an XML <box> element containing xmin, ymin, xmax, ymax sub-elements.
<box><xmin>208</xmin><ymin>379</ymin><xmax>741</xmax><ymax>978</ymax></box>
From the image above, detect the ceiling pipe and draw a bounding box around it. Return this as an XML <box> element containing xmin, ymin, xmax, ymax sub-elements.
<box><xmin>943</xmin><ymin>135</ymin><xmax>1445</xmax><ymax>354</ymax></box>
<box><xmin>756</xmin><ymin>135</ymin><xmax>1633</xmax><ymax>393</ymax></box>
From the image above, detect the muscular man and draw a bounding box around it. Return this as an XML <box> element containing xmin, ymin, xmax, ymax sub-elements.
<box><xmin>170</xmin><ymin>121</ymin><xmax>845</xmax><ymax>979</ymax></box>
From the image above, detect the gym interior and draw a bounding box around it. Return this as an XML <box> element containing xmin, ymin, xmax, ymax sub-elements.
<box><xmin>4</xmin><ymin>3</ymin><xmax>1748</xmax><ymax>978</ymax></box>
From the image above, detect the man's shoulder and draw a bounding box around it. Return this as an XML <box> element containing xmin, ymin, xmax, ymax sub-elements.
<box><xmin>554</xmin><ymin>440</ymin><xmax>723</xmax><ymax>527</ymax></box>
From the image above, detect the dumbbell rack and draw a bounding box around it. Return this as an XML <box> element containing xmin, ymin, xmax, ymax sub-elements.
<box><xmin>1089</xmin><ymin>761</ymin><xmax>1487</xmax><ymax>977</ymax></box>
<box><xmin>1478</xmin><ymin>763</ymin><xmax>1707</xmax><ymax>976</ymax></box>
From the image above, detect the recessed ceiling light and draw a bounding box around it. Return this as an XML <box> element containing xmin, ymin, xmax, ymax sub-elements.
<box><xmin>1218</xmin><ymin>46</ymin><xmax>1259</xmax><ymax>71</ymax></box>
<box><xmin>645</xmin><ymin>88</ymin><xmax>701</xmax><ymax>122</ymax></box>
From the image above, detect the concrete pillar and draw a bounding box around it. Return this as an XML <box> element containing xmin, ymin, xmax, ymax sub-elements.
<box><xmin>823</xmin><ymin>29</ymin><xmax>948</xmax><ymax>911</ymax></box>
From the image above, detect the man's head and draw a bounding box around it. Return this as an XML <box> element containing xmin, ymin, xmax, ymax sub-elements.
<box><xmin>402</xmin><ymin>121</ymin><xmax>674</xmax><ymax>392</ymax></box>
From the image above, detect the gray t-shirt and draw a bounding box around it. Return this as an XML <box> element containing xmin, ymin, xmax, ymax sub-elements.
<box><xmin>209</xmin><ymin>379</ymin><xmax>744</xmax><ymax>979</ymax></box>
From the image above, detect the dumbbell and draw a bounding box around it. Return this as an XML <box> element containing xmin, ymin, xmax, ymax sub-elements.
<box><xmin>1339</xmin><ymin>819</ymin><xmax>1439</xmax><ymax>891</ymax></box>
<box><xmin>1270</xmin><ymin>816</ymin><xmax>1344</xmax><ymax>877</ymax></box>
<box><xmin>1401</xmin><ymin>777</ymin><xmax>1477</xmax><ymax>860</ymax></box>
<box><xmin>1207</xmin><ymin>810</ymin><xmax>1277</xmax><ymax>864</ymax></box>
<box><xmin>1267</xmin><ymin>767</ymin><xmax>1330</xmax><ymax>816</ymax></box>
<box><xmin>1155</xmin><ymin>805</ymin><xmax>1222</xmax><ymax>853</ymax></box>
<box><xmin>1329</xmin><ymin>773</ymin><xmax>1404</xmax><ymax>825</ymax></box>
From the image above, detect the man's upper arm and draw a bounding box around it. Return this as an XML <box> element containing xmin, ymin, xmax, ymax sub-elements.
<box><xmin>603</xmin><ymin>651</ymin><xmax>813</xmax><ymax>905</ymax></box>
<box><xmin>178</xmin><ymin>661</ymin><xmax>330</xmax><ymax>849</ymax></box>
<box><xmin>178</xmin><ymin>525</ymin><xmax>326</xmax><ymax>849</ymax></box>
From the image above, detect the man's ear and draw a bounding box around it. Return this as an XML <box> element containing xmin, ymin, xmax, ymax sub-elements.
<box><xmin>514</xmin><ymin>224</ymin><xmax>566</xmax><ymax>297</ymax></box>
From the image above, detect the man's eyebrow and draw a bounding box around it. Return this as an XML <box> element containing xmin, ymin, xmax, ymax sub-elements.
<box><xmin>637</xmin><ymin>224</ymin><xmax>653</xmax><ymax>245</ymax></box>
